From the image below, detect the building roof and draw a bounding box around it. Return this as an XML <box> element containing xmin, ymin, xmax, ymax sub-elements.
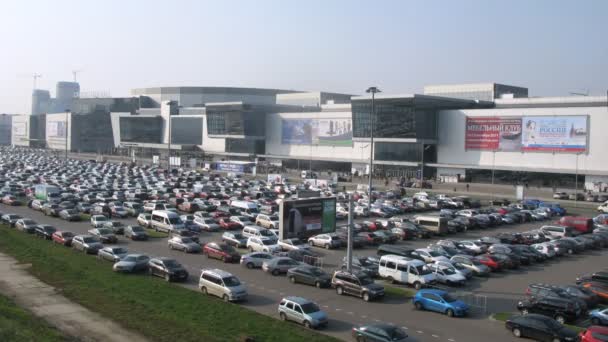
<box><xmin>495</xmin><ymin>95</ymin><xmax>608</xmax><ymax>108</ymax></box>
<box><xmin>131</xmin><ymin>86</ymin><xmax>299</xmax><ymax>96</ymax></box>
<box><xmin>351</xmin><ymin>93</ymin><xmax>493</xmax><ymax>109</ymax></box>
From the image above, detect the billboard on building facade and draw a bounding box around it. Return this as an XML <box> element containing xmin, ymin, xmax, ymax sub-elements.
<box><xmin>13</xmin><ymin>122</ymin><xmax>26</xmax><ymax>136</ymax></box>
<box><xmin>47</xmin><ymin>121</ymin><xmax>66</xmax><ymax>138</ymax></box>
<box><xmin>281</xmin><ymin>118</ymin><xmax>352</xmax><ymax>146</ymax></box>
<box><xmin>521</xmin><ymin>116</ymin><xmax>588</xmax><ymax>153</ymax></box>
<box><xmin>465</xmin><ymin>117</ymin><xmax>522</xmax><ymax>151</ymax></box>
<box><xmin>267</xmin><ymin>174</ymin><xmax>283</xmax><ymax>184</ymax></box>
<box><xmin>465</xmin><ymin>115</ymin><xmax>588</xmax><ymax>153</ymax></box>
<box><xmin>279</xmin><ymin>197</ymin><xmax>336</xmax><ymax>240</ymax></box>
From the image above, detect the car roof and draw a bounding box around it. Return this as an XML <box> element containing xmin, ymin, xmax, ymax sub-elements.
<box><xmin>202</xmin><ymin>268</ymin><xmax>233</xmax><ymax>278</ymax></box>
<box><xmin>283</xmin><ymin>296</ymin><xmax>313</xmax><ymax>305</ymax></box>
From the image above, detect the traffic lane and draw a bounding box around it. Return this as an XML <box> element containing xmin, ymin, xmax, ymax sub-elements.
<box><xmin>2</xmin><ymin>204</ymin><xmax>505</xmax><ymax>342</ymax></box>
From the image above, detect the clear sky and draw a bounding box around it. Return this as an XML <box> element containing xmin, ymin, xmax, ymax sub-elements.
<box><xmin>1</xmin><ymin>0</ymin><xmax>607</xmax><ymax>113</ymax></box>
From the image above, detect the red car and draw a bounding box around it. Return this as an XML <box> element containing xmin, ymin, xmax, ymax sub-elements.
<box><xmin>2</xmin><ymin>195</ymin><xmax>22</xmax><ymax>206</ymax></box>
<box><xmin>52</xmin><ymin>231</ymin><xmax>75</xmax><ymax>246</ymax></box>
<box><xmin>212</xmin><ymin>211</ymin><xmax>230</xmax><ymax>219</ymax></box>
<box><xmin>558</xmin><ymin>216</ymin><xmax>593</xmax><ymax>234</ymax></box>
<box><xmin>579</xmin><ymin>325</ymin><xmax>608</xmax><ymax>342</ymax></box>
<box><xmin>202</xmin><ymin>242</ymin><xmax>241</xmax><ymax>262</ymax></box>
<box><xmin>219</xmin><ymin>219</ymin><xmax>243</xmax><ymax>230</ymax></box>
<box><xmin>474</xmin><ymin>254</ymin><xmax>501</xmax><ymax>271</ymax></box>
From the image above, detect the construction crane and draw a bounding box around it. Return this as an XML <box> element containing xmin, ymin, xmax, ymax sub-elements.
<box><xmin>72</xmin><ymin>69</ymin><xmax>83</xmax><ymax>82</ymax></box>
<box><xmin>32</xmin><ymin>73</ymin><xmax>42</xmax><ymax>89</ymax></box>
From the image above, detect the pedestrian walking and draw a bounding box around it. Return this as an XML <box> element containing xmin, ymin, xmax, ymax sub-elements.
<box><xmin>466</xmin><ymin>183</ymin><xmax>470</xmax><ymax>192</ymax></box>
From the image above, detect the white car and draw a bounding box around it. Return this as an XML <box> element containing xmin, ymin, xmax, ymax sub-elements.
<box><xmin>598</xmin><ymin>202</ymin><xmax>608</xmax><ymax>213</ymax></box>
<box><xmin>277</xmin><ymin>238</ymin><xmax>310</xmax><ymax>251</ymax></box>
<box><xmin>456</xmin><ymin>210</ymin><xmax>477</xmax><ymax>218</ymax></box>
<box><xmin>193</xmin><ymin>217</ymin><xmax>220</xmax><ymax>232</ymax></box>
<box><xmin>428</xmin><ymin>263</ymin><xmax>466</xmax><ymax>286</ymax></box>
<box><xmin>246</xmin><ymin>236</ymin><xmax>281</xmax><ymax>253</ymax></box>
<box><xmin>137</xmin><ymin>213</ymin><xmax>152</xmax><ymax>227</ymax></box>
<box><xmin>412</xmin><ymin>248</ymin><xmax>450</xmax><ymax>264</ymax></box>
<box><xmin>90</xmin><ymin>215</ymin><xmax>109</xmax><ymax>228</ymax></box>
<box><xmin>458</xmin><ymin>240</ymin><xmax>487</xmax><ymax>254</ymax></box>
<box><xmin>532</xmin><ymin>242</ymin><xmax>556</xmax><ymax>258</ymax></box>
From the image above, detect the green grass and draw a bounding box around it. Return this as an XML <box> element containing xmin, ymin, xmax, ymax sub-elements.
<box><xmin>383</xmin><ymin>285</ymin><xmax>416</xmax><ymax>299</ymax></box>
<box><xmin>0</xmin><ymin>293</ymin><xmax>70</xmax><ymax>342</ymax></box>
<box><xmin>79</xmin><ymin>213</ymin><xmax>91</xmax><ymax>221</ymax></box>
<box><xmin>492</xmin><ymin>312</ymin><xmax>585</xmax><ymax>333</ymax></box>
<box><xmin>0</xmin><ymin>226</ymin><xmax>338</xmax><ymax>342</ymax></box>
<box><xmin>144</xmin><ymin>228</ymin><xmax>169</xmax><ymax>238</ymax></box>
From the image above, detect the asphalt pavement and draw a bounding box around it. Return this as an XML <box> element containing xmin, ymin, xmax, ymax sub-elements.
<box><xmin>1</xmin><ymin>202</ymin><xmax>605</xmax><ymax>342</ymax></box>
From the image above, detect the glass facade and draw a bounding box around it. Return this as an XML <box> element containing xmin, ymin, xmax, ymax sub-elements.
<box><xmin>207</xmin><ymin>111</ymin><xmax>265</xmax><ymax>136</ymax></box>
<box><xmin>352</xmin><ymin>101</ymin><xmax>437</xmax><ymax>139</ymax></box>
<box><xmin>171</xmin><ymin>117</ymin><xmax>203</xmax><ymax>145</ymax></box>
<box><xmin>120</xmin><ymin>117</ymin><xmax>163</xmax><ymax>143</ymax></box>
<box><xmin>225</xmin><ymin>138</ymin><xmax>265</xmax><ymax>154</ymax></box>
<box><xmin>374</xmin><ymin>142</ymin><xmax>436</xmax><ymax>163</ymax></box>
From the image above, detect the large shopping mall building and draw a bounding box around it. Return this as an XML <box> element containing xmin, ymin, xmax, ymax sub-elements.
<box><xmin>8</xmin><ymin>82</ymin><xmax>608</xmax><ymax>190</ymax></box>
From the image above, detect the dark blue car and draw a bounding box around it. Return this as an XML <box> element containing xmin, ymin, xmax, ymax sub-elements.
<box><xmin>413</xmin><ymin>289</ymin><xmax>469</xmax><ymax>317</ymax></box>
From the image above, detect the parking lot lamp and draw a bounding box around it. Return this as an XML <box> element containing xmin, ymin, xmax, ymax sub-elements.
<box><xmin>64</xmin><ymin>109</ymin><xmax>70</xmax><ymax>160</ymax></box>
<box><xmin>366</xmin><ymin>87</ymin><xmax>381</xmax><ymax>211</ymax></box>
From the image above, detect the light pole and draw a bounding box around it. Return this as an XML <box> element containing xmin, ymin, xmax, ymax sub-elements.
<box><xmin>64</xmin><ymin>109</ymin><xmax>70</xmax><ymax>160</ymax></box>
<box><xmin>420</xmin><ymin>145</ymin><xmax>431</xmax><ymax>185</ymax></box>
<box><xmin>491</xmin><ymin>150</ymin><xmax>496</xmax><ymax>199</ymax></box>
<box><xmin>575</xmin><ymin>152</ymin><xmax>580</xmax><ymax>208</ymax></box>
<box><xmin>167</xmin><ymin>111</ymin><xmax>172</xmax><ymax>169</ymax></box>
<box><xmin>366</xmin><ymin>87</ymin><xmax>380</xmax><ymax>212</ymax></box>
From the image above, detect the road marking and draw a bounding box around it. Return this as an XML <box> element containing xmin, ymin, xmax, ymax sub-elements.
<box><xmin>401</xmin><ymin>326</ymin><xmax>408</xmax><ymax>330</ymax></box>
<box><xmin>448</xmin><ymin>339</ymin><xmax>456</xmax><ymax>342</ymax></box>
<box><xmin>432</xmin><ymin>334</ymin><xmax>439</xmax><ymax>338</ymax></box>
<box><xmin>347</xmin><ymin>311</ymin><xmax>354</xmax><ymax>315</ymax></box>
<box><xmin>416</xmin><ymin>331</ymin><xmax>423</xmax><ymax>334</ymax></box>
<box><xmin>322</xmin><ymin>305</ymin><xmax>329</xmax><ymax>308</ymax></box>
<box><xmin>279</xmin><ymin>292</ymin><xmax>285</xmax><ymax>296</ymax></box>
<box><xmin>374</xmin><ymin>319</ymin><xmax>381</xmax><ymax>322</ymax></box>
<box><xmin>335</xmin><ymin>308</ymin><xmax>342</xmax><ymax>311</ymax></box>
<box><xmin>361</xmin><ymin>315</ymin><xmax>367</xmax><ymax>319</ymax></box>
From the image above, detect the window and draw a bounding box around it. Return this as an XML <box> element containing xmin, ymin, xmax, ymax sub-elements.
<box><xmin>385</xmin><ymin>261</ymin><xmax>396</xmax><ymax>269</ymax></box>
<box><xmin>294</xmin><ymin>305</ymin><xmax>303</xmax><ymax>314</ymax></box>
<box><xmin>397</xmin><ymin>264</ymin><xmax>408</xmax><ymax>272</ymax></box>
<box><xmin>286</xmin><ymin>302</ymin><xmax>294</xmax><ymax>310</ymax></box>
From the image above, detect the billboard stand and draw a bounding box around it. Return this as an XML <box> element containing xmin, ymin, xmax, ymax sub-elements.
<box><xmin>346</xmin><ymin>193</ymin><xmax>353</xmax><ymax>272</ymax></box>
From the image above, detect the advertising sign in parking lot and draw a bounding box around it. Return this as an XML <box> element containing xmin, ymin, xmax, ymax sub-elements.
<box><xmin>281</xmin><ymin>117</ymin><xmax>352</xmax><ymax>146</ymax></box>
<box><xmin>279</xmin><ymin>197</ymin><xmax>336</xmax><ymax>240</ymax></box>
<box><xmin>521</xmin><ymin>115</ymin><xmax>588</xmax><ymax>153</ymax></box>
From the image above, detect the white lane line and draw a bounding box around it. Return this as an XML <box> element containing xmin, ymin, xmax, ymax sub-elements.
<box><xmin>448</xmin><ymin>339</ymin><xmax>456</xmax><ymax>342</ymax></box>
<box><xmin>347</xmin><ymin>311</ymin><xmax>354</xmax><ymax>315</ymax></box>
<box><xmin>279</xmin><ymin>292</ymin><xmax>285</xmax><ymax>296</ymax></box>
<box><xmin>374</xmin><ymin>319</ymin><xmax>381</xmax><ymax>322</ymax></box>
<box><xmin>335</xmin><ymin>308</ymin><xmax>342</xmax><ymax>311</ymax></box>
<box><xmin>416</xmin><ymin>331</ymin><xmax>423</xmax><ymax>334</ymax></box>
<box><xmin>361</xmin><ymin>315</ymin><xmax>367</xmax><ymax>319</ymax></box>
<box><xmin>432</xmin><ymin>334</ymin><xmax>439</xmax><ymax>338</ymax></box>
<box><xmin>401</xmin><ymin>326</ymin><xmax>409</xmax><ymax>330</ymax></box>
<box><xmin>322</xmin><ymin>305</ymin><xmax>329</xmax><ymax>308</ymax></box>
<box><xmin>268</xmin><ymin>289</ymin><xmax>276</xmax><ymax>293</ymax></box>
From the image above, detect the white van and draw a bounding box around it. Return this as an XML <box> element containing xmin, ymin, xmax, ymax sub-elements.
<box><xmin>540</xmin><ymin>225</ymin><xmax>576</xmax><ymax>239</ymax></box>
<box><xmin>230</xmin><ymin>201</ymin><xmax>260</xmax><ymax>218</ymax></box>
<box><xmin>414</xmin><ymin>215</ymin><xmax>448</xmax><ymax>235</ymax></box>
<box><xmin>378</xmin><ymin>255</ymin><xmax>436</xmax><ymax>289</ymax></box>
<box><xmin>151</xmin><ymin>210</ymin><xmax>185</xmax><ymax>233</ymax></box>
<box><xmin>198</xmin><ymin>269</ymin><xmax>248</xmax><ymax>302</ymax></box>
<box><xmin>242</xmin><ymin>225</ymin><xmax>278</xmax><ymax>241</ymax></box>
<box><xmin>598</xmin><ymin>201</ymin><xmax>608</xmax><ymax>214</ymax></box>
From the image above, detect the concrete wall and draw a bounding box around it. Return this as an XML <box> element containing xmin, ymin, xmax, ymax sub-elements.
<box><xmin>437</xmin><ymin>106</ymin><xmax>608</xmax><ymax>176</ymax></box>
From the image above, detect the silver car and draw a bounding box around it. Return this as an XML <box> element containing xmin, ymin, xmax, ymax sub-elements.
<box><xmin>240</xmin><ymin>252</ymin><xmax>274</xmax><ymax>269</ymax></box>
<box><xmin>262</xmin><ymin>257</ymin><xmax>301</xmax><ymax>276</ymax></box>
<box><xmin>278</xmin><ymin>296</ymin><xmax>328</xmax><ymax>329</ymax></box>
<box><xmin>15</xmin><ymin>219</ymin><xmax>38</xmax><ymax>233</ymax></box>
<box><xmin>72</xmin><ymin>235</ymin><xmax>103</xmax><ymax>254</ymax></box>
<box><xmin>193</xmin><ymin>217</ymin><xmax>220</xmax><ymax>232</ymax></box>
<box><xmin>97</xmin><ymin>246</ymin><xmax>129</xmax><ymax>262</ymax></box>
<box><xmin>113</xmin><ymin>254</ymin><xmax>150</xmax><ymax>273</ymax></box>
<box><xmin>450</xmin><ymin>255</ymin><xmax>491</xmax><ymax>276</ymax></box>
<box><xmin>168</xmin><ymin>236</ymin><xmax>201</xmax><ymax>253</ymax></box>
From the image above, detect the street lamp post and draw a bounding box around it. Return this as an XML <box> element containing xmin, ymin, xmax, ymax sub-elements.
<box><xmin>167</xmin><ymin>112</ymin><xmax>172</xmax><ymax>169</ymax></box>
<box><xmin>491</xmin><ymin>150</ymin><xmax>496</xmax><ymax>199</ymax></box>
<box><xmin>64</xmin><ymin>109</ymin><xmax>70</xmax><ymax>160</ymax></box>
<box><xmin>366</xmin><ymin>87</ymin><xmax>381</xmax><ymax>212</ymax></box>
<box><xmin>575</xmin><ymin>152</ymin><xmax>580</xmax><ymax>208</ymax></box>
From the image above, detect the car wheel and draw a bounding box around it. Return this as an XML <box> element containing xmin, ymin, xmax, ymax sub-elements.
<box><xmin>222</xmin><ymin>295</ymin><xmax>229</xmax><ymax>302</ymax></box>
<box><xmin>271</xmin><ymin>269</ymin><xmax>279</xmax><ymax>276</ymax></box>
<box><xmin>362</xmin><ymin>292</ymin><xmax>370</xmax><ymax>302</ymax></box>
<box><xmin>336</xmin><ymin>286</ymin><xmax>344</xmax><ymax>295</ymax></box>
<box><xmin>280</xmin><ymin>312</ymin><xmax>287</xmax><ymax>321</ymax></box>
<box><xmin>414</xmin><ymin>301</ymin><xmax>423</xmax><ymax>310</ymax></box>
<box><xmin>512</xmin><ymin>328</ymin><xmax>522</xmax><ymax>338</ymax></box>
<box><xmin>165</xmin><ymin>274</ymin><xmax>171</xmax><ymax>282</ymax></box>
<box><xmin>309</xmin><ymin>240</ymin><xmax>314</xmax><ymax>246</ymax></box>
<box><xmin>325</xmin><ymin>244</ymin><xmax>330</xmax><ymax>250</ymax></box>
<box><xmin>200</xmin><ymin>287</ymin><xmax>207</xmax><ymax>294</ymax></box>
<box><xmin>148</xmin><ymin>268</ymin><xmax>153</xmax><ymax>276</ymax></box>
<box><xmin>289</xmin><ymin>276</ymin><xmax>296</xmax><ymax>284</ymax></box>
<box><xmin>315</xmin><ymin>281</ymin><xmax>321</xmax><ymax>289</ymax></box>
<box><xmin>303</xmin><ymin>320</ymin><xmax>312</xmax><ymax>329</ymax></box>
<box><xmin>387</xmin><ymin>276</ymin><xmax>395</xmax><ymax>284</ymax></box>
<box><xmin>246</xmin><ymin>262</ymin><xmax>254</xmax><ymax>269</ymax></box>
<box><xmin>592</xmin><ymin>317</ymin><xmax>600</xmax><ymax>325</ymax></box>
<box><xmin>414</xmin><ymin>281</ymin><xmax>422</xmax><ymax>290</ymax></box>
<box><xmin>169</xmin><ymin>244</ymin><xmax>174</xmax><ymax>250</ymax></box>
<box><xmin>249</xmin><ymin>247</ymin><xmax>254</xmax><ymax>253</ymax></box>
<box><xmin>554</xmin><ymin>315</ymin><xmax>565</xmax><ymax>324</ymax></box>
<box><xmin>446</xmin><ymin>309</ymin><xmax>454</xmax><ymax>317</ymax></box>
<box><xmin>356</xmin><ymin>337</ymin><xmax>365</xmax><ymax>342</ymax></box>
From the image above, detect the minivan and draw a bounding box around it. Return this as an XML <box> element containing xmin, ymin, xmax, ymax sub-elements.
<box><xmin>540</xmin><ymin>225</ymin><xmax>576</xmax><ymax>239</ymax></box>
<box><xmin>378</xmin><ymin>255</ymin><xmax>436</xmax><ymax>289</ymax></box>
<box><xmin>150</xmin><ymin>210</ymin><xmax>185</xmax><ymax>233</ymax></box>
<box><xmin>242</xmin><ymin>225</ymin><xmax>277</xmax><ymax>241</ymax></box>
<box><xmin>278</xmin><ymin>296</ymin><xmax>328</xmax><ymax>329</ymax></box>
<box><xmin>414</xmin><ymin>216</ymin><xmax>448</xmax><ymax>235</ymax></box>
<box><xmin>558</xmin><ymin>216</ymin><xmax>593</xmax><ymax>234</ymax></box>
<box><xmin>230</xmin><ymin>200</ymin><xmax>260</xmax><ymax>219</ymax></box>
<box><xmin>198</xmin><ymin>269</ymin><xmax>247</xmax><ymax>302</ymax></box>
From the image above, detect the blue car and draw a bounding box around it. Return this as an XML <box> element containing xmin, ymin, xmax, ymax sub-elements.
<box><xmin>413</xmin><ymin>289</ymin><xmax>469</xmax><ymax>317</ymax></box>
<box><xmin>539</xmin><ymin>202</ymin><xmax>567</xmax><ymax>216</ymax></box>
<box><xmin>591</xmin><ymin>307</ymin><xmax>608</xmax><ymax>326</ymax></box>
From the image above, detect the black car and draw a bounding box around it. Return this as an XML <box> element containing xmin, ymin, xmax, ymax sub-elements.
<box><xmin>148</xmin><ymin>257</ymin><xmax>189</xmax><ymax>282</ymax></box>
<box><xmin>341</xmin><ymin>256</ymin><xmax>379</xmax><ymax>277</ymax></box>
<box><xmin>451</xmin><ymin>216</ymin><xmax>477</xmax><ymax>230</ymax></box>
<box><xmin>505</xmin><ymin>314</ymin><xmax>578</xmax><ymax>341</ymax></box>
<box><xmin>560</xmin><ymin>285</ymin><xmax>601</xmax><ymax>309</ymax></box>
<box><xmin>34</xmin><ymin>224</ymin><xmax>56</xmax><ymax>240</ymax></box>
<box><xmin>577</xmin><ymin>271</ymin><xmax>608</xmax><ymax>286</ymax></box>
<box><xmin>171</xmin><ymin>229</ymin><xmax>200</xmax><ymax>244</ymax></box>
<box><xmin>376</xmin><ymin>245</ymin><xmax>413</xmax><ymax>258</ymax></box>
<box><xmin>287</xmin><ymin>265</ymin><xmax>331</xmax><ymax>288</ymax></box>
<box><xmin>517</xmin><ymin>297</ymin><xmax>582</xmax><ymax>324</ymax></box>
<box><xmin>285</xmin><ymin>249</ymin><xmax>320</xmax><ymax>265</ymax></box>
<box><xmin>527</xmin><ymin>283</ymin><xmax>589</xmax><ymax>311</ymax></box>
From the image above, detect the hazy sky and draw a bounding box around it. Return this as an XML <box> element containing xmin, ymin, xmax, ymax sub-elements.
<box><xmin>1</xmin><ymin>0</ymin><xmax>607</xmax><ymax>113</ymax></box>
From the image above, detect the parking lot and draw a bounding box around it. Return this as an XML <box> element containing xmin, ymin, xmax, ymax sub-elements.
<box><xmin>1</xmin><ymin>148</ymin><xmax>608</xmax><ymax>342</ymax></box>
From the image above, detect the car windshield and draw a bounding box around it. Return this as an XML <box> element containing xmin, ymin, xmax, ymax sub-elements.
<box><xmin>164</xmin><ymin>260</ymin><xmax>181</xmax><ymax>269</ymax></box>
<box><xmin>442</xmin><ymin>267</ymin><xmax>456</xmax><ymax>275</ymax></box>
<box><xmin>259</xmin><ymin>230</ymin><xmax>273</xmax><ymax>237</ymax></box>
<box><xmin>44</xmin><ymin>227</ymin><xmax>56</xmax><ymax>232</ymax></box>
<box><xmin>180</xmin><ymin>237</ymin><xmax>193</xmax><ymax>243</ymax></box>
<box><xmin>113</xmin><ymin>248</ymin><xmax>127</xmax><ymax>254</ymax></box>
<box><xmin>123</xmin><ymin>256</ymin><xmax>136</xmax><ymax>262</ymax></box>
<box><xmin>168</xmin><ymin>217</ymin><xmax>182</xmax><ymax>224</ymax></box>
<box><xmin>62</xmin><ymin>232</ymin><xmax>74</xmax><ymax>237</ymax></box>
<box><xmin>359</xmin><ymin>276</ymin><xmax>374</xmax><ymax>285</ymax></box>
<box><xmin>233</xmin><ymin>233</ymin><xmax>244</xmax><ymax>239</ymax></box>
<box><xmin>443</xmin><ymin>294</ymin><xmax>458</xmax><ymax>303</ymax></box>
<box><xmin>98</xmin><ymin>228</ymin><xmax>112</xmax><ymax>235</ymax></box>
<box><xmin>415</xmin><ymin>264</ymin><xmax>432</xmax><ymax>275</ymax></box>
<box><xmin>222</xmin><ymin>276</ymin><xmax>241</xmax><ymax>287</ymax></box>
<box><xmin>389</xmin><ymin>327</ymin><xmax>408</xmax><ymax>340</ymax></box>
<box><xmin>221</xmin><ymin>245</ymin><xmax>236</xmax><ymax>252</ymax></box>
<box><xmin>300</xmin><ymin>302</ymin><xmax>320</xmax><ymax>314</ymax></box>
<box><xmin>429</xmin><ymin>251</ymin><xmax>443</xmax><ymax>257</ymax></box>
<box><xmin>131</xmin><ymin>226</ymin><xmax>144</xmax><ymax>232</ymax></box>
<box><xmin>309</xmin><ymin>268</ymin><xmax>325</xmax><ymax>276</ymax></box>
<box><xmin>83</xmin><ymin>237</ymin><xmax>97</xmax><ymax>243</ymax></box>
<box><xmin>290</xmin><ymin>238</ymin><xmax>302</xmax><ymax>245</ymax></box>
<box><xmin>262</xmin><ymin>239</ymin><xmax>275</xmax><ymax>245</ymax></box>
